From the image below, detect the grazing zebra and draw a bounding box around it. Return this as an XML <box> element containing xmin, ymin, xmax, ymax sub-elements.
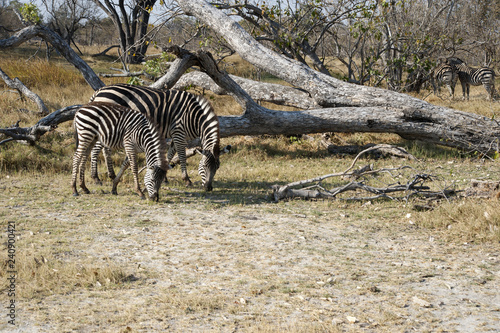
<box><xmin>430</xmin><ymin>63</ymin><xmax>458</xmax><ymax>98</ymax></box>
<box><xmin>89</xmin><ymin>84</ymin><xmax>220</xmax><ymax>191</ymax></box>
<box><xmin>446</xmin><ymin>57</ymin><xmax>496</xmax><ymax>100</ymax></box>
<box><xmin>72</xmin><ymin>102</ymin><xmax>168</xmax><ymax>201</ymax></box>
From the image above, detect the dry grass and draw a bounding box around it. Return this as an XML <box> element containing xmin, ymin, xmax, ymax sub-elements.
<box><xmin>418</xmin><ymin>199</ymin><xmax>500</xmax><ymax>243</ymax></box>
<box><xmin>0</xmin><ymin>45</ymin><xmax>500</xmax><ymax>332</ymax></box>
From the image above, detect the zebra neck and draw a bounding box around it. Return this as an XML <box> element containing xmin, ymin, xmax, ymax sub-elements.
<box><xmin>201</xmin><ymin>134</ymin><xmax>218</xmax><ymax>154</ymax></box>
<box><xmin>142</xmin><ymin>129</ymin><xmax>166</xmax><ymax>169</ymax></box>
<box><xmin>144</xmin><ymin>143</ymin><xmax>164</xmax><ymax>168</ymax></box>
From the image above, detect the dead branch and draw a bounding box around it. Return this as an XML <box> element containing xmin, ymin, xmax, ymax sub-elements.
<box><xmin>91</xmin><ymin>45</ymin><xmax>119</xmax><ymax>58</ymax></box>
<box><xmin>173</xmin><ymin>71</ymin><xmax>319</xmax><ymax>109</ymax></box>
<box><xmin>0</xmin><ymin>66</ymin><xmax>49</xmax><ymax>115</ymax></box>
<box><xmin>325</xmin><ymin>143</ymin><xmax>417</xmax><ymax>160</ymax></box>
<box><xmin>0</xmin><ymin>24</ymin><xmax>104</xmax><ymax>90</ymax></box>
<box><xmin>0</xmin><ymin>105</ymin><xmax>80</xmax><ymax>145</ymax></box>
<box><xmin>271</xmin><ymin>144</ymin><xmax>457</xmax><ymax>202</ymax></box>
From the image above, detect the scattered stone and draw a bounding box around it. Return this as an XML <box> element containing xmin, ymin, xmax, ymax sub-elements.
<box><xmin>412</xmin><ymin>296</ymin><xmax>432</xmax><ymax>308</ymax></box>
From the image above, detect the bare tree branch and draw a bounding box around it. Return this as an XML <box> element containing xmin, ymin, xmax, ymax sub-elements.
<box><xmin>0</xmin><ymin>67</ymin><xmax>49</xmax><ymax>115</ymax></box>
<box><xmin>271</xmin><ymin>144</ymin><xmax>457</xmax><ymax>202</ymax></box>
<box><xmin>0</xmin><ymin>24</ymin><xmax>104</xmax><ymax>90</ymax></box>
<box><xmin>0</xmin><ymin>105</ymin><xmax>80</xmax><ymax>145</ymax></box>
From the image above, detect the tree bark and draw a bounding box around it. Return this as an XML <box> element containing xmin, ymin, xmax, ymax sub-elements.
<box><xmin>173</xmin><ymin>71</ymin><xmax>319</xmax><ymax>110</ymax></box>
<box><xmin>175</xmin><ymin>0</ymin><xmax>500</xmax><ymax>154</ymax></box>
<box><xmin>1</xmin><ymin>7</ymin><xmax>499</xmax><ymax>156</ymax></box>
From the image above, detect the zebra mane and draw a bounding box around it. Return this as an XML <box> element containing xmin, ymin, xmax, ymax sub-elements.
<box><xmin>100</xmin><ymin>102</ymin><xmax>168</xmax><ymax>171</ymax></box>
<box><xmin>193</xmin><ymin>94</ymin><xmax>220</xmax><ymax>157</ymax></box>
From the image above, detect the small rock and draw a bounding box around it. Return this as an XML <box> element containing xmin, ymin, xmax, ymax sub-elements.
<box><xmin>346</xmin><ymin>315</ymin><xmax>358</xmax><ymax>323</ymax></box>
<box><xmin>412</xmin><ymin>296</ymin><xmax>432</xmax><ymax>308</ymax></box>
<box><xmin>332</xmin><ymin>318</ymin><xmax>343</xmax><ymax>325</ymax></box>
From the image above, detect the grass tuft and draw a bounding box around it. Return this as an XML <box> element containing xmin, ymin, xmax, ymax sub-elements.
<box><xmin>416</xmin><ymin>199</ymin><xmax>500</xmax><ymax>243</ymax></box>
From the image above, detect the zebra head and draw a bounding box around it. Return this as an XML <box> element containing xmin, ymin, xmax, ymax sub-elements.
<box><xmin>197</xmin><ymin>149</ymin><xmax>220</xmax><ymax>191</ymax></box>
<box><xmin>144</xmin><ymin>165</ymin><xmax>167</xmax><ymax>201</ymax></box>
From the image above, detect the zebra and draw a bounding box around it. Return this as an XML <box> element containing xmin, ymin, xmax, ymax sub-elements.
<box><xmin>72</xmin><ymin>102</ymin><xmax>168</xmax><ymax>201</ymax></box>
<box><xmin>430</xmin><ymin>62</ymin><xmax>458</xmax><ymax>98</ymax></box>
<box><xmin>446</xmin><ymin>57</ymin><xmax>496</xmax><ymax>100</ymax></box>
<box><xmin>89</xmin><ymin>83</ymin><xmax>220</xmax><ymax>191</ymax></box>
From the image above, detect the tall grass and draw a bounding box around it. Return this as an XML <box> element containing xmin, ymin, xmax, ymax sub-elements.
<box><xmin>0</xmin><ymin>58</ymin><xmax>87</xmax><ymax>89</ymax></box>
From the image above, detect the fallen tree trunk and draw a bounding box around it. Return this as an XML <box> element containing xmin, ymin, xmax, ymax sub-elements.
<box><xmin>175</xmin><ymin>0</ymin><xmax>500</xmax><ymax>154</ymax></box>
<box><xmin>0</xmin><ymin>15</ymin><xmax>499</xmax><ymax>156</ymax></box>
<box><xmin>173</xmin><ymin>71</ymin><xmax>319</xmax><ymax>110</ymax></box>
<box><xmin>158</xmin><ymin>47</ymin><xmax>500</xmax><ymax>154</ymax></box>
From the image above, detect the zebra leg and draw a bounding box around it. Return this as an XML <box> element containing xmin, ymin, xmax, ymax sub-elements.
<box><xmin>125</xmin><ymin>146</ymin><xmax>145</xmax><ymax>199</ymax></box>
<box><xmin>91</xmin><ymin>143</ymin><xmax>116</xmax><ymax>184</ymax></box>
<box><xmin>78</xmin><ymin>155</ymin><xmax>91</xmax><ymax>194</ymax></box>
<box><xmin>164</xmin><ymin>142</ymin><xmax>178</xmax><ymax>184</ymax></box>
<box><xmin>103</xmin><ymin>147</ymin><xmax>116</xmax><ymax>180</ymax></box>
<box><xmin>90</xmin><ymin>143</ymin><xmax>103</xmax><ymax>185</ymax></box>
<box><xmin>446</xmin><ymin>84</ymin><xmax>454</xmax><ymax>98</ymax></box>
<box><xmin>72</xmin><ymin>150</ymin><xmax>83</xmax><ymax>196</ymax></box>
<box><xmin>111</xmin><ymin>157</ymin><xmax>130</xmax><ymax>195</ymax></box>
<box><xmin>173</xmin><ymin>138</ymin><xmax>192</xmax><ymax>187</ymax></box>
<box><xmin>77</xmin><ymin>140</ymin><xmax>96</xmax><ymax>195</ymax></box>
<box><xmin>485</xmin><ymin>84</ymin><xmax>495</xmax><ymax>100</ymax></box>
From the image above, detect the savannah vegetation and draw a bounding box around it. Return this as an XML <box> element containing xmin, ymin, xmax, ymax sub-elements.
<box><xmin>0</xmin><ymin>0</ymin><xmax>500</xmax><ymax>331</ymax></box>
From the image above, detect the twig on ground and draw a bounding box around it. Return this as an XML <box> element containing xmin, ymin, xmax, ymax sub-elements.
<box><xmin>271</xmin><ymin>144</ymin><xmax>457</xmax><ymax>202</ymax></box>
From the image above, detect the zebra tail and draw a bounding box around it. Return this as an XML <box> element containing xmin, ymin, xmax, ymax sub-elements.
<box><xmin>73</xmin><ymin>112</ymin><xmax>79</xmax><ymax>148</ymax></box>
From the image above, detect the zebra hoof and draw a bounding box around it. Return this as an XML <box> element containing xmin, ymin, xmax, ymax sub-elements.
<box><xmin>82</xmin><ymin>188</ymin><xmax>90</xmax><ymax>194</ymax></box>
<box><xmin>112</xmin><ymin>190</ymin><xmax>118</xmax><ymax>195</ymax></box>
<box><xmin>73</xmin><ymin>192</ymin><xmax>79</xmax><ymax>197</ymax></box>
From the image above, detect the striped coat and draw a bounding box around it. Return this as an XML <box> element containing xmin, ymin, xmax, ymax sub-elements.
<box><xmin>90</xmin><ymin>84</ymin><xmax>220</xmax><ymax>191</ymax></box>
<box><xmin>430</xmin><ymin>63</ymin><xmax>458</xmax><ymax>98</ymax></box>
<box><xmin>446</xmin><ymin>57</ymin><xmax>496</xmax><ymax>100</ymax></box>
<box><xmin>72</xmin><ymin>102</ymin><xmax>168</xmax><ymax>200</ymax></box>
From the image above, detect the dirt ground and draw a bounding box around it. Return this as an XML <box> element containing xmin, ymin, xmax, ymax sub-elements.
<box><xmin>1</xmin><ymin>174</ymin><xmax>499</xmax><ymax>332</ymax></box>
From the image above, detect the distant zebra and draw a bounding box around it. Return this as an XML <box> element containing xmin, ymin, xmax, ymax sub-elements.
<box><xmin>89</xmin><ymin>84</ymin><xmax>220</xmax><ymax>191</ymax></box>
<box><xmin>446</xmin><ymin>57</ymin><xmax>496</xmax><ymax>100</ymax></box>
<box><xmin>72</xmin><ymin>102</ymin><xmax>168</xmax><ymax>201</ymax></box>
<box><xmin>430</xmin><ymin>63</ymin><xmax>458</xmax><ymax>98</ymax></box>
